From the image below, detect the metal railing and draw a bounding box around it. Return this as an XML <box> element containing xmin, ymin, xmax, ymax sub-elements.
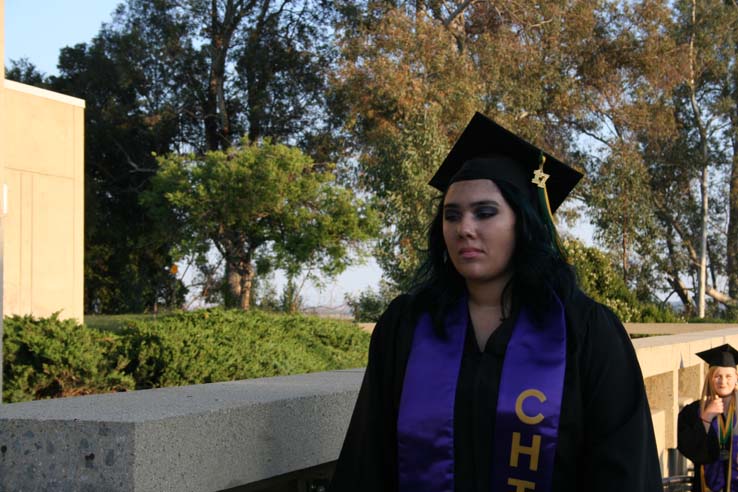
<box><xmin>662</xmin><ymin>475</ymin><xmax>692</xmax><ymax>492</ymax></box>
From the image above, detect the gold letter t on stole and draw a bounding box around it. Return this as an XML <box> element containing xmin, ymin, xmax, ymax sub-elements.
<box><xmin>507</xmin><ymin>478</ymin><xmax>536</xmax><ymax>491</ymax></box>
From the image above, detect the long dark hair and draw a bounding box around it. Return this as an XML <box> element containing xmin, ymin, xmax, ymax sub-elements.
<box><xmin>411</xmin><ymin>179</ymin><xmax>578</xmax><ymax>331</ymax></box>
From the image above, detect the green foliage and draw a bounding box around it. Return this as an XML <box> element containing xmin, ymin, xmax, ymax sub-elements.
<box><xmin>3</xmin><ymin>310</ymin><xmax>369</xmax><ymax>403</ymax></box>
<box><xmin>3</xmin><ymin>314</ymin><xmax>135</xmax><ymax>403</ymax></box>
<box><xmin>117</xmin><ymin>308</ymin><xmax>369</xmax><ymax>388</ymax></box>
<box><xmin>12</xmin><ymin>0</ymin><xmax>337</xmax><ymax>314</ymax></box>
<box><xmin>144</xmin><ymin>139</ymin><xmax>378</xmax><ymax>309</ymax></box>
<box><xmin>345</xmin><ymin>280</ymin><xmax>400</xmax><ymax>322</ymax></box>
<box><xmin>566</xmin><ymin>239</ymin><xmax>681</xmax><ymax>323</ymax></box>
<box><xmin>13</xmin><ymin>0</ymin><xmax>737</xmax><ymax>317</ymax></box>
<box><xmin>332</xmin><ymin>9</ymin><xmax>483</xmax><ymax>286</ymax></box>
<box><xmin>84</xmin><ymin>313</ymin><xmax>173</xmax><ymax>333</ymax></box>
<box><xmin>585</xmin><ymin>141</ymin><xmax>659</xmax><ymax>285</ymax></box>
<box><xmin>5</xmin><ymin>58</ymin><xmax>47</xmax><ymax>86</ymax></box>
<box><xmin>572</xmin><ymin>0</ymin><xmax>738</xmax><ymax>315</ymax></box>
<box><xmin>332</xmin><ymin>2</ymin><xmax>610</xmax><ymax>286</ymax></box>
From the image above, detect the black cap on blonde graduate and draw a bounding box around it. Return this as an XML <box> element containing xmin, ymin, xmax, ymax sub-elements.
<box><xmin>697</xmin><ymin>344</ymin><xmax>738</xmax><ymax>367</ymax></box>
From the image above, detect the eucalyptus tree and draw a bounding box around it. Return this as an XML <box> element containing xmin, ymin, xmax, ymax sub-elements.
<box><xmin>331</xmin><ymin>0</ymin><xmax>602</xmax><ymax>287</ymax></box>
<box><xmin>573</xmin><ymin>0</ymin><xmax>738</xmax><ymax>316</ymax></box>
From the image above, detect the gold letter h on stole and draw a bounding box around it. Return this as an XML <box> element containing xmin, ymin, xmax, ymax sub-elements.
<box><xmin>510</xmin><ymin>432</ymin><xmax>541</xmax><ymax>471</ymax></box>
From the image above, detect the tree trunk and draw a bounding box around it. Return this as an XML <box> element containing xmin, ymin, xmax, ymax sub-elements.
<box><xmin>204</xmin><ymin>0</ymin><xmax>224</xmax><ymax>151</ymax></box>
<box><xmin>245</xmin><ymin>0</ymin><xmax>273</xmax><ymax>142</ymax></box>
<box><xmin>698</xmin><ymin>165</ymin><xmax>708</xmax><ymax>318</ymax></box>
<box><xmin>238</xmin><ymin>261</ymin><xmax>255</xmax><ymax>310</ymax></box>
<box><xmin>203</xmin><ymin>0</ymin><xmax>252</xmax><ymax>151</ymax></box>
<box><xmin>225</xmin><ymin>263</ymin><xmax>242</xmax><ymax>308</ymax></box>
<box><xmin>669</xmin><ymin>276</ymin><xmax>694</xmax><ymax>316</ymax></box>
<box><xmin>223</xmin><ymin>243</ymin><xmax>255</xmax><ymax>310</ymax></box>
<box><xmin>688</xmin><ymin>0</ymin><xmax>708</xmax><ymax>318</ymax></box>
<box><xmin>666</xmin><ymin>232</ymin><xmax>695</xmax><ymax>315</ymax></box>
<box><xmin>706</xmin><ymin>286</ymin><xmax>738</xmax><ymax>307</ymax></box>
<box><xmin>727</xmin><ymin>115</ymin><xmax>738</xmax><ymax>300</ymax></box>
<box><xmin>622</xmin><ymin>208</ymin><xmax>628</xmax><ymax>283</ymax></box>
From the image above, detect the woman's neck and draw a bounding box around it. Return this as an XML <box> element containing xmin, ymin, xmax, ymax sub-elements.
<box><xmin>466</xmin><ymin>274</ymin><xmax>512</xmax><ymax>309</ymax></box>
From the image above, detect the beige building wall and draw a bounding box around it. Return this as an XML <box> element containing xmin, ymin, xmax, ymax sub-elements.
<box><xmin>1</xmin><ymin>80</ymin><xmax>85</xmax><ymax>322</ymax></box>
<box><xmin>1</xmin><ymin>0</ymin><xmax>6</xmax><ymax>398</ymax></box>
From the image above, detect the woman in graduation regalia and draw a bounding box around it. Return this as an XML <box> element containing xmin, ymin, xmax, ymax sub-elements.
<box><xmin>329</xmin><ymin>113</ymin><xmax>662</xmax><ymax>492</ymax></box>
<box><xmin>678</xmin><ymin>344</ymin><xmax>738</xmax><ymax>492</ymax></box>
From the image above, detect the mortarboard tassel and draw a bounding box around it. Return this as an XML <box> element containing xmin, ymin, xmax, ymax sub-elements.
<box><xmin>531</xmin><ymin>153</ymin><xmax>569</xmax><ymax>262</ymax></box>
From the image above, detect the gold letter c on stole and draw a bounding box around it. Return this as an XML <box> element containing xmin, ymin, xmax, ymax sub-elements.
<box><xmin>515</xmin><ymin>389</ymin><xmax>546</xmax><ymax>425</ymax></box>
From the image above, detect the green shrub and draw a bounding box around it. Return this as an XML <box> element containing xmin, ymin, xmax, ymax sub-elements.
<box><xmin>3</xmin><ymin>314</ymin><xmax>134</xmax><ymax>403</ymax></box>
<box><xmin>3</xmin><ymin>308</ymin><xmax>370</xmax><ymax>402</ymax></box>
<box><xmin>117</xmin><ymin>308</ymin><xmax>369</xmax><ymax>388</ymax></box>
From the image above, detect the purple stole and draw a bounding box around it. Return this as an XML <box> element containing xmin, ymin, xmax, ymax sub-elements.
<box><xmin>397</xmin><ymin>295</ymin><xmax>567</xmax><ymax>492</ymax></box>
<box><xmin>704</xmin><ymin>416</ymin><xmax>738</xmax><ymax>492</ymax></box>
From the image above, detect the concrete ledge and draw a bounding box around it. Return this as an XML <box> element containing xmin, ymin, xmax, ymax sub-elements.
<box><xmin>0</xmin><ymin>370</ymin><xmax>363</xmax><ymax>492</ymax></box>
<box><xmin>632</xmin><ymin>328</ymin><xmax>738</xmax><ymax>377</ymax></box>
<box><xmin>626</xmin><ymin>322</ymin><xmax>738</xmax><ymax>336</ymax></box>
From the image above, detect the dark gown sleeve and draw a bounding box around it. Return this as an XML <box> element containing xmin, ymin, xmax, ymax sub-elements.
<box><xmin>677</xmin><ymin>400</ymin><xmax>719</xmax><ymax>465</ymax></box>
<box><xmin>576</xmin><ymin>299</ymin><xmax>663</xmax><ymax>491</ymax></box>
<box><xmin>328</xmin><ymin>295</ymin><xmax>411</xmax><ymax>492</ymax></box>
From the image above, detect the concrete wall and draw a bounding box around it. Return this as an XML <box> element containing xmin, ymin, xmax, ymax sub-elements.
<box><xmin>0</xmin><ymin>371</ymin><xmax>360</xmax><ymax>492</ymax></box>
<box><xmin>1</xmin><ymin>79</ymin><xmax>85</xmax><ymax>321</ymax></box>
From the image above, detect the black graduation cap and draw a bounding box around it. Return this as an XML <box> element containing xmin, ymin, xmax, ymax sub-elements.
<box><xmin>696</xmin><ymin>344</ymin><xmax>738</xmax><ymax>367</ymax></box>
<box><xmin>429</xmin><ymin>112</ymin><xmax>583</xmax><ymax>213</ymax></box>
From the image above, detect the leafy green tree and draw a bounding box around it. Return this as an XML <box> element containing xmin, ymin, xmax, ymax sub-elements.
<box><xmin>96</xmin><ymin>0</ymin><xmax>339</xmax><ymax>304</ymax></box>
<box><xmin>566</xmin><ymin>239</ymin><xmax>681</xmax><ymax>322</ymax></box>
<box><xmin>344</xmin><ymin>280</ymin><xmax>400</xmax><ymax>322</ymax></box>
<box><xmin>144</xmin><ymin>139</ymin><xmax>378</xmax><ymax>309</ymax></box>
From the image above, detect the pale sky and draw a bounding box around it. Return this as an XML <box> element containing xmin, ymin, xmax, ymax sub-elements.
<box><xmin>5</xmin><ymin>0</ymin><xmax>122</xmax><ymax>76</ymax></box>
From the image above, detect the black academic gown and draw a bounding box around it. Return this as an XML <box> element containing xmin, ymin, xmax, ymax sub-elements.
<box><xmin>329</xmin><ymin>289</ymin><xmax>662</xmax><ymax>492</ymax></box>
<box><xmin>678</xmin><ymin>400</ymin><xmax>721</xmax><ymax>492</ymax></box>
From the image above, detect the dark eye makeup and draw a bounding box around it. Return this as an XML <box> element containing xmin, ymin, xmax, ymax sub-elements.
<box><xmin>474</xmin><ymin>206</ymin><xmax>498</xmax><ymax>218</ymax></box>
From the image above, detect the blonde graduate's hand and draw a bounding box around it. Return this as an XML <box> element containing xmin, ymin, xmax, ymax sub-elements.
<box><xmin>702</xmin><ymin>395</ymin><xmax>724</xmax><ymax>424</ymax></box>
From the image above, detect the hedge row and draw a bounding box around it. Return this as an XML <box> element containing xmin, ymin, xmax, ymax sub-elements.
<box><xmin>2</xmin><ymin>309</ymin><xmax>370</xmax><ymax>403</ymax></box>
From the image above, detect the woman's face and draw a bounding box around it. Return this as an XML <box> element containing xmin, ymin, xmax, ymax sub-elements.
<box><xmin>442</xmin><ymin>179</ymin><xmax>517</xmax><ymax>285</ymax></box>
<box><xmin>712</xmin><ymin>366</ymin><xmax>738</xmax><ymax>397</ymax></box>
